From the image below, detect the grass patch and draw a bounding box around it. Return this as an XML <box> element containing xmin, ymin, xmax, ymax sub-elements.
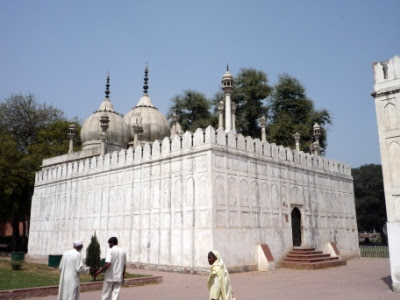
<box><xmin>0</xmin><ymin>259</ymin><xmax>148</xmax><ymax>291</ymax></box>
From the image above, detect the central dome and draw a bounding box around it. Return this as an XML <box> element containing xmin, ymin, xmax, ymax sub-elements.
<box><xmin>123</xmin><ymin>66</ymin><xmax>170</xmax><ymax>145</ymax></box>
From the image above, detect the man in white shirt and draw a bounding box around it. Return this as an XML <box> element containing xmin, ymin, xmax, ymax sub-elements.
<box><xmin>95</xmin><ymin>237</ymin><xmax>126</xmax><ymax>300</ymax></box>
<box><xmin>58</xmin><ymin>240</ymin><xmax>90</xmax><ymax>300</ymax></box>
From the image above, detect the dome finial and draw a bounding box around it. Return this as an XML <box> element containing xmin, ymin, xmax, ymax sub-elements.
<box><xmin>105</xmin><ymin>72</ymin><xmax>110</xmax><ymax>99</ymax></box>
<box><xmin>227</xmin><ymin>64</ymin><xmax>229</xmax><ymax>72</ymax></box>
<box><xmin>143</xmin><ymin>64</ymin><xmax>149</xmax><ymax>95</ymax></box>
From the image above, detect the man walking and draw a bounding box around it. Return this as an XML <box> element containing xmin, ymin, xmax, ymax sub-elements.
<box><xmin>58</xmin><ymin>240</ymin><xmax>90</xmax><ymax>300</ymax></box>
<box><xmin>96</xmin><ymin>237</ymin><xmax>126</xmax><ymax>300</ymax></box>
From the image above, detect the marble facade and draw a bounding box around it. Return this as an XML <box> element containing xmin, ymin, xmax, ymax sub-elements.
<box><xmin>372</xmin><ymin>55</ymin><xmax>400</xmax><ymax>292</ymax></box>
<box><xmin>28</xmin><ymin>126</ymin><xmax>359</xmax><ymax>272</ymax></box>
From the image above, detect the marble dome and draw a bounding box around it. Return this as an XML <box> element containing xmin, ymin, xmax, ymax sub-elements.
<box><xmin>123</xmin><ymin>94</ymin><xmax>170</xmax><ymax>145</ymax></box>
<box><xmin>80</xmin><ymin>77</ymin><xmax>130</xmax><ymax>151</ymax></box>
<box><xmin>123</xmin><ymin>66</ymin><xmax>170</xmax><ymax>145</ymax></box>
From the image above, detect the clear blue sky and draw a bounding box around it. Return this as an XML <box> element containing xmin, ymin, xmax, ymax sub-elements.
<box><xmin>1</xmin><ymin>0</ymin><xmax>399</xmax><ymax>167</ymax></box>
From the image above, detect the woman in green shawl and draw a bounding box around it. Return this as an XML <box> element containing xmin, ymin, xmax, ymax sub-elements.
<box><xmin>207</xmin><ymin>250</ymin><xmax>234</xmax><ymax>300</ymax></box>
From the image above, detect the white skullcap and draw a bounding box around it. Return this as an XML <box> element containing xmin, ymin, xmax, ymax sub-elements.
<box><xmin>73</xmin><ymin>240</ymin><xmax>83</xmax><ymax>247</ymax></box>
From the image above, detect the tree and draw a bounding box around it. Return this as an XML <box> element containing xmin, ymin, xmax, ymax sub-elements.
<box><xmin>86</xmin><ymin>233</ymin><xmax>101</xmax><ymax>280</ymax></box>
<box><xmin>210</xmin><ymin>68</ymin><xmax>272</xmax><ymax>137</ymax></box>
<box><xmin>0</xmin><ymin>93</ymin><xmax>64</xmax><ymax>152</ymax></box>
<box><xmin>352</xmin><ymin>164</ymin><xmax>387</xmax><ymax>244</ymax></box>
<box><xmin>0</xmin><ymin>133</ymin><xmax>29</xmax><ymax>251</ymax></box>
<box><xmin>0</xmin><ymin>93</ymin><xmax>77</xmax><ymax>251</ymax></box>
<box><xmin>232</xmin><ymin>68</ymin><xmax>272</xmax><ymax>137</ymax></box>
<box><xmin>168</xmin><ymin>90</ymin><xmax>212</xmax><ymax>132</ymax></box>
<box><xmin>268</xmin><ymin>74</ymin><xmax>331</xmax><ymax>154</ymax></box>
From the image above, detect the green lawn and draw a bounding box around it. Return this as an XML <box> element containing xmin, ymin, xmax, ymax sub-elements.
<box><xmin>0</xmin><ymin>259</ymin><xmax>147</xmax><ymax>291</ymax></box>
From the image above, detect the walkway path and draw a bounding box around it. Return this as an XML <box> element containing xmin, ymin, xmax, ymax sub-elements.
<box><xmin>29</xmin><ymin>259</ymin><xmax>397</xmax><ymax>300</ymax></box>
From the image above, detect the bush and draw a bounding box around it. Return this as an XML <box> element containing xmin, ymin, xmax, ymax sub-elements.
<box><xmin>11</xmin><ymin>262</ymin><xmax>23</xmax><ymax>270</ymax></box>
<box><xmin>86</xmin><ymin>233</ymin><xmax>101</xmax><ymax>280</ymax></box>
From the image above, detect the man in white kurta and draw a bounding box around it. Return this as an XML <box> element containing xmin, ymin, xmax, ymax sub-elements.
<box><xmin>96</xmin><ymin>237</ymin><xmax>126</xmax><ymax>300</ymax></box>
<box><xmin>58</xmin><ymin>240</ymin><xmax>90</xmax><ymax>300</ymax></box>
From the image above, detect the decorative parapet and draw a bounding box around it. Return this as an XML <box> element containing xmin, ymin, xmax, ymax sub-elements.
<box><xmin>35</xmin><ymin>125</ymin><xmax>352</xmax><ymax>185</ymax></box>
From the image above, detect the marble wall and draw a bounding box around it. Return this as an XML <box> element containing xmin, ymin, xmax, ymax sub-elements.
<box><xmin>372</xmin><ymin>55</ymin><xmax>400</xmax><ymax>292</ymax></box>
<box><xmin>28</xmin><ymin>126</ymin><xmax>358</xmax><ymax>272</ymax></box>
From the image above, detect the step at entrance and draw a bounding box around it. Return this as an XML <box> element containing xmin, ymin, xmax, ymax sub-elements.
<box><xmin>280</xmin><ymin>247</ymin><xmax>347</xmax><ymax>270</ymax></box>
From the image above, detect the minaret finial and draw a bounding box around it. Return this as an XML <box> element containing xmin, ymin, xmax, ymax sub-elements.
<box><xmin>105</xmin><ymin>73</ymin><xmax>110</xmax><ymax>99</ymax></box>
<box><xmin>143</xmin><ymin>64</ymin><xmax>149</xmax><ymax>95</ymax></box>
<box><xmin>227</xmin><ymin>64</ymin><xmax>229</xmax><ymax>72</ymax></box>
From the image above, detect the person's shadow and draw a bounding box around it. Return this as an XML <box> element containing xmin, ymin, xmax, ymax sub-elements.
<box><xmin>381</xmin><ymin>276</ymin><xmax>392</xmax><ymax>290</ymax></box>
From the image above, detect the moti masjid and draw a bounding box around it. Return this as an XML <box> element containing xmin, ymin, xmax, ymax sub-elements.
<box><xmin>28</xmin><ymin>67</ymin><xmax>359</xmax><ymax>272</ymax></box>
<box><xmin>372</xmin><ymin>55</ymin><xmax>400</xmax><ymax>292</ymax></box>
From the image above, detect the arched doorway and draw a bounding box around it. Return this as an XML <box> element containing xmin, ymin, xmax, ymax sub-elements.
<box><xmin>291</xmin><ymin>207</ymin><xmax>302</xmax><ymax>247</ymax></box>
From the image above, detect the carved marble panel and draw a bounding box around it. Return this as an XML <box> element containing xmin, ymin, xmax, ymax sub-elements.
<box><xmin>251</xmin><ymin>181</ymin><xmax>259</xmax><ymax>207</ymax></box>
<box><xmin>196</xmin><ymin>176</ymin><xmax>208</xmax><ymax>206</ymax></box>
<box><xmin>163</xmin><ymin>180</ymin><xmax>171</xmax><ymax>209</ymax></box>
<box><xmin>271</xmin><ymin>184</ymin><xmax>280</xmax><ymax>209</ymax></box>
<box><xmin>152</xmin><ymin>181</ymin><xmax>160</xmax><ymax>209</ymax></box>
<box><xmin>240</xmin><ymin>179</ymin><xmax>249</xmax><ymax>206</ymax></box>
<box><xmin>229</xmin><ymin>211</ymin><xmax>238</xmax><ymax>227</ymax></box>
<box><xmin>186</xmin><ymin>177</ymin><xmax>195</xmax><ymax>206</ymax></box>
<box><xmin>174</xmin><ymin>212</ymin><xmax>182</xmax><ymax>227</ymax></box>
<box><xmin>172</xmin><ymin>179</ymin><xmax>182</xmax><ymax>207</ymax></box>
<box><xmin>228</xmin><ymin>178</ymin><xmax>237</xmax><ymax>206</ymax></box>
<box><xmin>143</xmin><ymin>184</ymin><xmax>150</xmax><ymax>210</ymax></box>
<box><xmin>194</xmin><ymin>155</ymin><xmax>207</xmax><ymax>170</ymax></box>
<box><xmin>241</xmin><ymin>212</ymin><xmax>250</xmax><ymax>227</ymax></box>
<box><xmin>216</xmin><ymin>176</ymin><xmax>225</xmax><ymax>205</ymax></box>
<box><xmin>216</xmin><ymin>211</ymin><xmax>226</xmax><ymax>227</ymax></box>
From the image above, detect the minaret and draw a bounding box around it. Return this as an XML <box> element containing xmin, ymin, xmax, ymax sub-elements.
<box><xmin>221</xmin><ymin>65</ymin><xmax>234</xmax><ymax>132</ymax></box>
<box><xmin>372</xmin><ymin>55</ymin><xmax>400</xmax><ymax>293</ymax></box>
<box><xmin>218</xmin><ymin>100</ymin><xmax>224</xmax><ymax>129</ymax></box>
<box><xmin>260</xmin><ymin>116</ymin><xmax>267</xmax><ymax>142</ymax></box>
<box><xmin>67</xmin><ymin>124</ymin><xmax>76</xmax><ymax>154</ymax></box>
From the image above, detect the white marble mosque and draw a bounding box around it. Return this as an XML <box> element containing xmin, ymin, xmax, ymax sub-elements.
<box><xmin>27</xmin><ymin>66</ymin><xmax>359</xmax><ymax>272</ymax></box>
<box><xmin>372</xmin><ymin>55</ymin><xmax>400</xmax><ymax>292</ymax></box>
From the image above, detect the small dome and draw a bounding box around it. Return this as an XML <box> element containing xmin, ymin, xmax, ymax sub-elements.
<box><xmin>124</xmin><ymin>94</ymin><xmax>170</xmax><ymax>145</ymax></box>
<box><xmin>222</xmin><ymin>70</ymin><xmax>233</xmax><ymax>80</ymax></box>
<box><xmin>81</xmin><ymin>98</ymin><xmax>130</xmax><ymax>151</ymax></box>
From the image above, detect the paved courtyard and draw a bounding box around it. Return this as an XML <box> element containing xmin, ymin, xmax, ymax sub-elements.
<box><xmin>29</xmin><ymin>259</ymin><xmax>397</xmax><ymax>300</ymax></box>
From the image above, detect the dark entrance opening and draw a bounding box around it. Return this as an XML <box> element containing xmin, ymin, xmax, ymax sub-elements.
<box><xmin>291</xmin><ymin>207</ymin><xmax>302</xmax><ymax>247</ymax></box>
